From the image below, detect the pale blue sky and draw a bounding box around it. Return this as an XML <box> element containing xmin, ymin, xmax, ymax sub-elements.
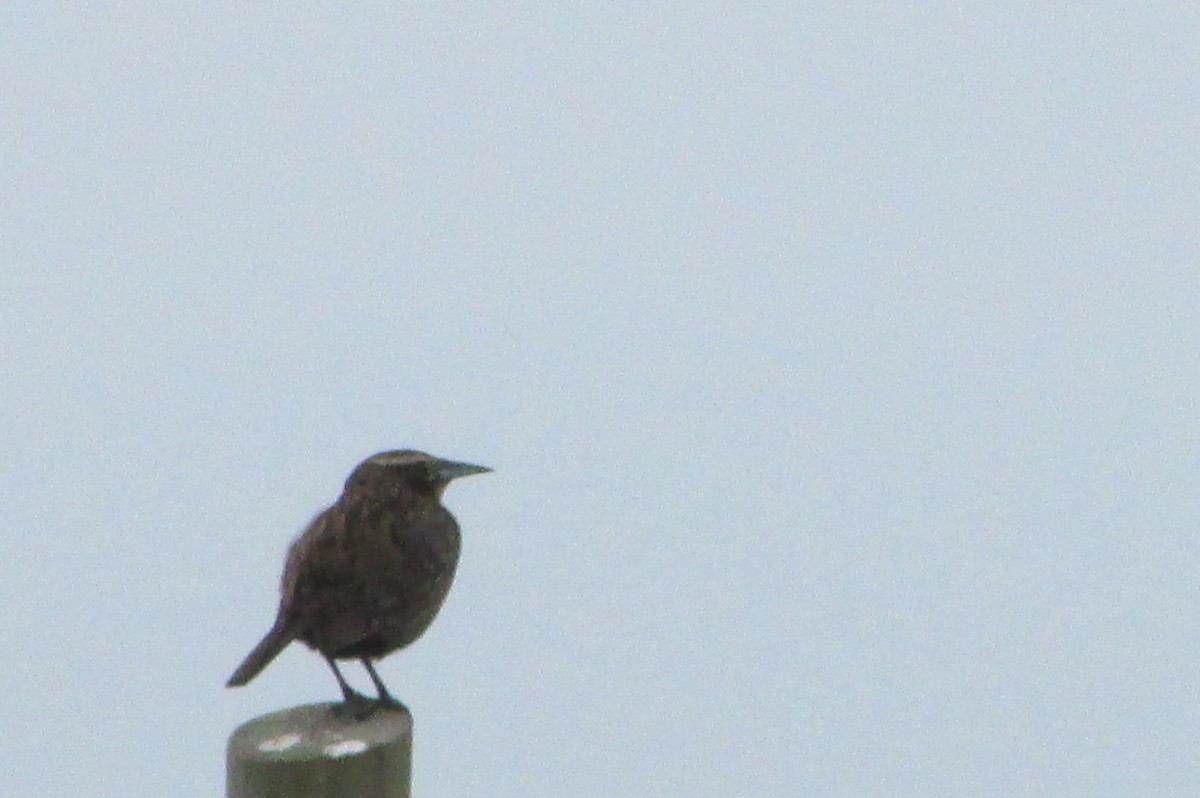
<box><xmin>3</xmin><ymin>4</ymin><xmax>1199</xmax><ymax>796</ymax></box>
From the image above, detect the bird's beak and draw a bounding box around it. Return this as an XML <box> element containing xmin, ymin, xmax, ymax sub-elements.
<box><xmin>437</xmin><ymin>460</ymin><xmax>492</xmax><ymax>481</ymax></box>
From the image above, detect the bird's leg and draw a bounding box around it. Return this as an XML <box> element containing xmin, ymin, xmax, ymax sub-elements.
<box><xmin>326</xmin><ymin>656</ymin><xmax>376</xmax><ymax>720</ymax></box>
<box><xmin>362</xmin><ymin>658</ymin><xmax>406</xmax><ymax>710</ymax></box>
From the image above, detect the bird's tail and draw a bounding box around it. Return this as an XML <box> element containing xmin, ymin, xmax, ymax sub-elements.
<box><xmin>227</xmin><ymin>619</ymin><xmax>297</xmax><ymax>687</ymax></box>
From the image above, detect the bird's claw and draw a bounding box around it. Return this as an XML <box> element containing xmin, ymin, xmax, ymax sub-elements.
<box><xmin>373</xmin><ymin>694</ymin><xmax>409</xmax><ymax>714</ymax></box>
<box><xmin>332</xmin><ymin>692</ymin><xmax>379</xmax><ymax>721</ymax></box>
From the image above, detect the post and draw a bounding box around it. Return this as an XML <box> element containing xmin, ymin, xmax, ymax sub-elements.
<box><xmin>227</xmin><ymin>704</ymin><xmax>412</xmax><ymax>798</ymax></box>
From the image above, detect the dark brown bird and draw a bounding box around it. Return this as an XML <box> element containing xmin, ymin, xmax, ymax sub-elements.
<box><xmin>226</xmin><ymin>450</ymin><xmax>490</xmax><ymax>715</ymax></box>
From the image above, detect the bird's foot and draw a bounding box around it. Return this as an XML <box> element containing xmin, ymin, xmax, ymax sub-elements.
<box><xmin>360</xmin><ymin>659</ymin><xmax>407</xmax><ymax>713</ymax></box>
<box><xmin>332</xmin><ymin>691</ymin><xmax>379</xmax><ymax>721</ymax></box>
<box><xmin>373</xmin><ymin>692</ymin><xmax>409</xmax><ymax>714</ymax></box>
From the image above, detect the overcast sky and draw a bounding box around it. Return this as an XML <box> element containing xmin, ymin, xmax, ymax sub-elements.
<box><xmin>3</xmin><ymin>4</ymin><xmax>1199</xmax><ymax>797</ymax></box>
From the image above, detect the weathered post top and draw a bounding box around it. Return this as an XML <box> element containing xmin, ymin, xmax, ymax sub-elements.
<box><xmin>227</xmin><ymin>703</ymin><xmax>412</xmax><ymax>798</ymax></box>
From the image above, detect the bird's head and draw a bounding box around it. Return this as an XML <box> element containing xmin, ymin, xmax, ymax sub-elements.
<box><xmin>346</xmin><ymin>449</ymin><xmax>491</xmax><ymax>499</ymax></box>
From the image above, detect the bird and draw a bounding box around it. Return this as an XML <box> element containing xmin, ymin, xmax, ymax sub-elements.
<box><xmin>226</xmin><ymin>450</ymin><xmax>491</xmax><ymax>717</ymax></box>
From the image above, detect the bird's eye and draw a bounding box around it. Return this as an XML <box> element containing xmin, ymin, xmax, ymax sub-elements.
<box><xmin>408</xmin><ymin>464</ymin><xmax>437</xmax><ymax>489</ymax></box>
